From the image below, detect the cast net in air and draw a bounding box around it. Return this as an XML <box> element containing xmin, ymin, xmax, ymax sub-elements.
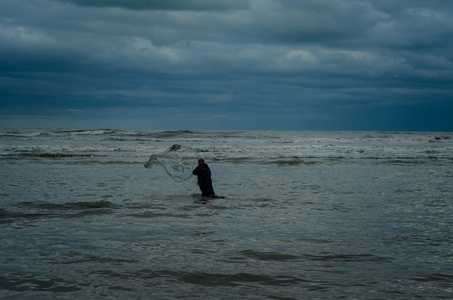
<box><xmin>144</xmin><ymin>144</ymin><xmax>198</xmax><ymax>181</ymax></box>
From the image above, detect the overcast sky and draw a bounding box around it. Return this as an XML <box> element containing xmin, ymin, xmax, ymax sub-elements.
<box><xmin>1</xmin><ymin>0</ymin><xmax>452</xmax><ymax>131</ymax></box>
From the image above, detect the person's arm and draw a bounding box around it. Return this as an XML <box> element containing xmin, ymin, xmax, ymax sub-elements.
<box><xmin>192</xmin><ymin>166</ymin><xmax>199</xmax><ymax>175</ymax></box>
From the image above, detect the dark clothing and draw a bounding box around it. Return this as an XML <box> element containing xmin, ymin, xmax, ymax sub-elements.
<box><xmin>192</xmin><ymin>163</ymin><xmax>215</xmax><ymax>197</ymax></box>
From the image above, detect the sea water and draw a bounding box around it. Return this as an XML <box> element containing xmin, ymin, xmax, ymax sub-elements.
<box><xmin>1</xmin><ymin>129</ymin><xmax>452</xmax><ymax>299</ymax></box>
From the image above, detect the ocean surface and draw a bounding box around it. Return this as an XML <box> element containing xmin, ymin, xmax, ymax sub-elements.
<box><xmin>1</xmin><ymin>129</ymin><xmax>452</xmax><ymax>299</ymax></box>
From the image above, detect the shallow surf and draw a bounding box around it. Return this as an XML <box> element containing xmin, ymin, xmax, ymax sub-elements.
<box><xmin>1</xmin><ymin>129</ymin><xmax>452</xmax><ymax>299</ymax></box>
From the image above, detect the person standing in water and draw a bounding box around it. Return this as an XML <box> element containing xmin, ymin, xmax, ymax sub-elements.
<box><xmin>192</xmin><ymin>158</ymin><xmax>215</xmax><ymax>198</ymax></box>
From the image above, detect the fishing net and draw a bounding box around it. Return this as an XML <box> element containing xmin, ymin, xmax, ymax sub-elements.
<box><xmin>144</xmin><ymin>144</ymin><xmax>198</xmax><ymax>181</ymax></box>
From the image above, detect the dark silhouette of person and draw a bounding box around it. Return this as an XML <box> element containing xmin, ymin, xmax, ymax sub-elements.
<box><xmin>192</xmin><ymin>158</ymin><xmax>215</xmax><ymax>197</ymax></box>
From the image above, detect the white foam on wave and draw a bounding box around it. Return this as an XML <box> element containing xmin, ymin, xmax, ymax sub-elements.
<box><xmin>57</xmin><ymin>129</ymin><xmax>117</xmax><ymax>135</ymax></box>
<box><xmin>1</xmin><ymin>129</ymin><xmax>452</xmax><ymax>163</ymax></box>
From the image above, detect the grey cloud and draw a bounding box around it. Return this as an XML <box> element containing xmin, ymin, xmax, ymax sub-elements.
<box><xmin>1</xmin><ymin>0</ymin><xmax>452</xmax><ymax>130</ymax></box>
<box><xmin>249</xmin><ymin>1</ymin><xmax>383</xmax><ymax>44</ymax></box>
<box><xmin>2</xmin><ymin>0</ymin><xmax>452</xmax><ymax>77</ymax></box>
<box><xmin>370</xmin><ymin>0</ymin><xmax>451</xmax><ymax>15</ymax></box>
<box><xmin>58</xmin><ymin>0</ymin><xmax>250</xmax><ymax>11</ymax></box>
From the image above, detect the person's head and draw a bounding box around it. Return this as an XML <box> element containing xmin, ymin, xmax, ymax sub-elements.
<box><xmin>198</xmin><ymin>158</ymin><xmax>205</xmax><ymax>165</ymax></box>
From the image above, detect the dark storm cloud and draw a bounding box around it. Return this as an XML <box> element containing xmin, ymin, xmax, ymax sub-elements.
<box><xmin>1</xmin><ymin>0</ymin><xmax>452</xmax><ymax>130</ymax></box>
<box><xmin>58</xmin><ymin>0</ymin><xmax>250</xmax><ymax>11</ymax></box>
